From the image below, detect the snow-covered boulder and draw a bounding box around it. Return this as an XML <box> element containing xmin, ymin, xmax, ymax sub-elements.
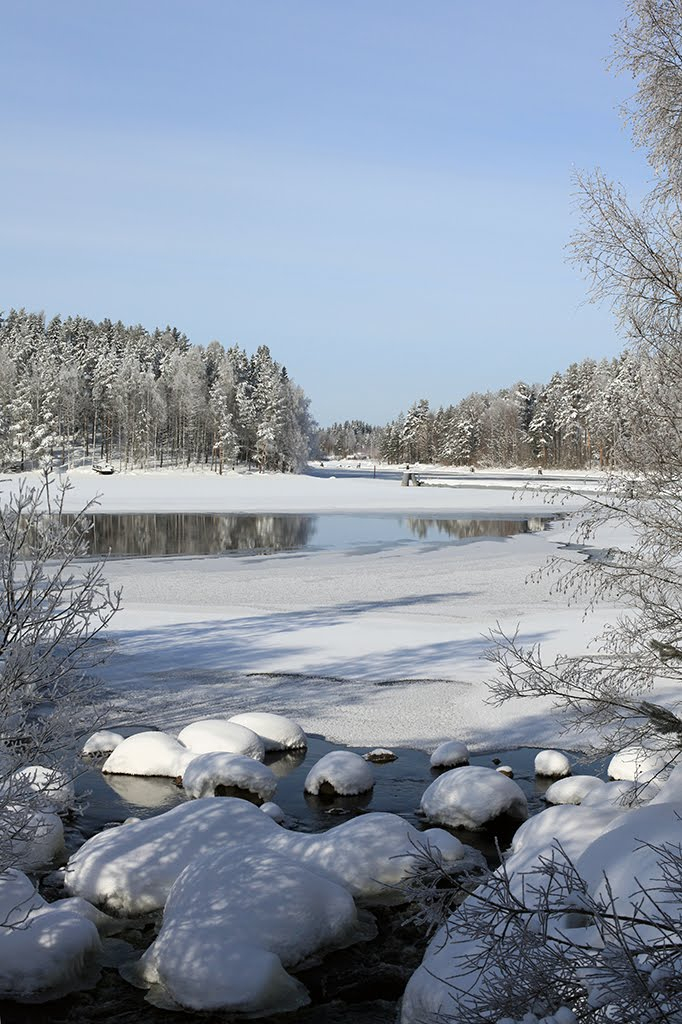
<box><xmin>177</xmin><ymin>720</ymin><xmax>265</xmax><ymax>761</ymax></box>
<box><xmin>260</xmin><ymin>801</ymin><xmax>286</xmax><ymax>823</ymax></box>
<box><xmin>581</xmin><ymin>779</ymin><xmax>641</xmax><ymax>810</ymax></box>
<box><xmin>125</xmin><ymin>848</ymin><xmax>369</xmax><ymax>1014</ymax></box>
<box><xmin>182</xmin><ymin>752</ymin><xmax>277</xmax><ymax>803</ymax></box>
<box><xmin>534</xmin><ymin>749</ymin><xmax>571</xmax><ymax>778</ymax></box>
<box><xmin>102</xmin><ymin>732</ymin><xmax>195</xmax><ymax>778</ymax></box>
<box><xmin>496</xmin><ymin>765</ymin><xmax>513</xmax><ymax>777</ymax></box>
<box><xmin>651</xmin><ymin>763</ymin><xmax>682</xmax><ymax>803</ymax></box>
<box><xmin>63</xmin><ymin>799</ymin><xmax>280</xmax><ymax>915</ymax></box>
<box><xmin>544</xmin><ymin>774</ymin><xmax>605</xmax><ymax>806</ymax></box>
<box><xmin>429</xmin><ymin>740</ymin><xmax>469</xmax><ymax>769</ymax></box>
<box><xmin>64</xmin><ymin>798</ymin><xmax>480</xmax><ymax>915</ymax></box>
<box><xmin>304</xmin><ymin>751</ymin><xmax>374</xmax><ymax>796</ymax></box>
<box><xmin>364</xmin><ymin>748</ymin><xmax>398</xmax><ymax>763</ymax></box>
<box><xmin>9</xmin><ymin>765</ymin><xmax>75</xmax><ymax>813</ymax></box>
<box><xmin>82</xmin><ymin>730</ymin><xmax>124</xmax><ymax>755</ymax></box>
<box><xmin>228</xmin><ymin>712</ymin><xmax>307</xmax><ymax>751</ymax></box>
<box><xmin>0</xmin><ymin>870</ymin><xmax>101</xmax><ymax>1001</ymax></box>
<box><xmin>5</xmin><ymin>805</ymin><xmax>65</xmax><ymax>871</ymax></box>
<box><xmin>607</xmin><ymin>744</ymin><xmax>671</xmax><ymax>781</ymax></box>
<box><xmin>420</xmin><ymin>765</ymin><xmax>528</xmax><ymax>831</ymax></box>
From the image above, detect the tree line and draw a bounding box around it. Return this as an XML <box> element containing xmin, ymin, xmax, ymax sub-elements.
<box><xmin>0</xmin><ymin>309</ymin><xmax>315</xmax><ymax>473</ymax></box>
<box><xmin>322</xmin><ymin>352</ymin><xmax>647</xmax><ymax>470</ymax></box>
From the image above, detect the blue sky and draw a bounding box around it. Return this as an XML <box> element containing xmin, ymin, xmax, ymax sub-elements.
<box><xmin>1</xmin><ymin>1</ymin><xmax>650</xmax><ymax>424</ymax></box>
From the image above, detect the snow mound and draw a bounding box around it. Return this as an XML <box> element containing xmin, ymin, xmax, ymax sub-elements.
<box><xmin>581</xmin><ymin>779</ymin><xmax>641</xmax><ymax>810</ymax></box>
<box><xmin>182</xmin><ymin>752</ymin><xmax>277</xmax><ymax>802</ymax></box>
<box><xmin>64</xmin><ymin>798</ymin><xmax>480</xmax><ymax>915</ymax></box>
<box><xmin>0</xmin><ymin>870</ymin><xmax>101</xmax><ymax>1002</ymax></box>
<box><xmin>534</xmin><ymin>749</ymin><xmax>571</xmax><ymax>778</ymax></box>
<box><xmin>260</xmin><ymin>801</ymin><xmax>286</xmax><ymax>823</ymax></box>
<box><xmin>429</xmin><ymin>740</ymin><xmax>469</xmax><ymax>768</ymax></box>
<box><xmin>177</xmin><ymin>719</ymin><xmax>265</xmax><ymax>761</ymax></box>
<box><xmin>364</xmin><ymin>748</ymin><xmax>398</xmax><ymax>763</ymax></box>
<box><xmin>304</xmin><ymin>751</ymin><xmax>374</xmax><ymax>795</ymax></box>
<box><xmin>544</xmin><ymin>774</ymin><xmax>605</xmax><ymax>806</ymax></box>
<box><xmin>607</xmin><ymin>744</ymin><xmax>671</xmax><ymax>781</ymax></box>
<box><xmin>9</xmin><ymin>765</ymin><xmax>75</xmax><ymax>813</ymax></box>
<box><xmin>64</xmin><ymin>798</ymin><xmax>280</xmax><ymax>914</ymax></box>
<box><xmin>102</xmin><ymin>732</ymin><xmax>195</xmax><ymax>778</ymax></box>
<box><xmin>228</xmin><ymin>712</ymin><xmax>307</xmax><ymax>751</ymax></box>
<box><xmin>651</xmin><ymin>762</ymin><xmax>682</xmax><ymax>803</ymax></box>
<box><xmin>82</xmin><ymin>730</ymin><xmax>124</xmax><ymax>755</ymax></box>
<box><xmin>421</xmin><ymin>765</ymin><xmax>528</xmax><ymax>831</ymax></box>
<box><xmin>126</xmin><ymin>848</ymin><xmax>368</xmax><ymax>1014</ymax></box>
<box><xmin>6</xmin><ymin>804</ymin><xmax>64</xmax><ymax>870</ymax></box>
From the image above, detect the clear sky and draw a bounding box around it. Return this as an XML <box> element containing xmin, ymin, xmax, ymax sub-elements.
<box><xmin>1</xmin><ymin>1</ymin><xmax>651</xmax><ymax>425</ymax></box>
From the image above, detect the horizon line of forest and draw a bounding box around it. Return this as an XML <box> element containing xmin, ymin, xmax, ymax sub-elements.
<box><xmin>0</xmin><ymin>306</ymin><xmax>640</xmax><ymax>473</ymax></box>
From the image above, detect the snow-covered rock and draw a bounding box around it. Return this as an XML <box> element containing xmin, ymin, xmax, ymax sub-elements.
<box><xmin>429</xmin><ymin>740</ymin><xmax>469</xmax><ymax>768</ymax></box>
<box><xmin>177</xmin><ymin>719</ymin><xmax>265</xmax><ymax>761</ymax></box>
<box><xmin>228</xmin><ymin>712</ymin><xmax>307</xmax><ymax>751</ymax></box>
<box><xmin>364</xmin><ymin>748</ymin><xmax>398</xmax><ymax>763</ymax></box>
<box><xmin>102</xmin><ymin>731</ymin><xmax>195</xmax><ymax>778</ymax></box>
<box><xmin>125</xmin><ymin>848</ymin><xmax>369</xmax><ymax>1014</ymax></box>
<box><xmin>304</xmin><ymin>751</ymin><xmax>374</xmax><ymax>795</ymax></box>
<box><xmin>420</xmin><ymin>765</ymin><xmax>528</xmax><ymax>830</ymax></box>
<box><xmin>64</xmin><ymin>798</ymin><xmax>480</xmax><ymax>915</ymax></box>
<box><xmin>534</xmin><ymin>749</ymin><xmax>571</xmax><ymax>778</ymax></box>
<box><xmin>650</xmin><ymin>762</ymin><xmax>682</xmax><ymax>803</ymax></box>
<box><xmin>260</xmin><ymin>801</ymin><xmax>286</xmax><ymax>823</ymax></box>
<box><xmin>607</xmin><ymin>744</ymin><xmax>671</xmax><ymax>781</ymax></box>
<box><xmin>581</xmin><ymin>779</ymin><xmax>641</xmax><ymax>810</ymax></box>
<box><xmin>544</xmin><ymin>774</ymin><xmax>605</xmax><ymax>806</ymax></box>
<box><xmin>63</xmin><ymin>799</ymin><xmax>280</xmax><ymax>915</ymax></box>
<box><xmin>82</xmin><ymin>730</ymin><xmax>124</xmax><ymax>755</ymax></box>
<box><xmin>496</xmin><ymin>765</ymin><xmax>513</xmax><ymax>777</ymax></box>
<box><xmin>9</xmin><ymin>765</ymin><xmax>75</xmax><ymax>813</ymax></box>
<box><xmin>0</xmin><ymin>870</ymin><xmax>101</xmax><ymax>1001</ymax></box>
<box><xmin>5</xmin><ymin>805</ymin><xmax>65</xmax><ymax>871</ymax></box>
<box><xmin>182</xmin><ymin>752</ymin><xmax>277</xmax><ymax>802</ymax></box>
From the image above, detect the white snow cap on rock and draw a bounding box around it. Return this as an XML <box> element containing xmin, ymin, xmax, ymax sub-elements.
<box><xmin>228</xmin><ymin>712</ymin><xmax>307</xmax><ymax>751</ymax></box>
<box><xmin>581</xmin><ymin>779</ymin><xmax>641</xmax><ymax>811</ymax></box>
<box><xmin>64</xmin><ymin>798</ymin><xmax>481</xmax><ymax>915</ymax></box>
<box><xmin>534</xmin><ymin>749</ymin><xmax>571</xmax><ymax>778</ymax></box>
<box><xmin>544</xmin><ymin>775</ymin><xmax>605</xmax><ymax>806</ymax></box>
<box><xmin>421</xmin><ymin>765</ymin><xmax>528</xmax><ymax>831</ymax></box>
<box><xmin>126</xmin><ymin>848</ymin><xmax>367</xmax><ymax>1014</ymax></box>
<box><xmin>260</xmin><ymin>801</ymin><xmax>286</xmax><ymax>823</ymax></box>
<box><xmin>82</xmin><ymin>730</ymin><xmax>125</xmax><ymax>755</ymax></box>
<box><xmin>0</xmin><ymin>870</ymin><xmax>101</xmax><ymax>1002</ymax></box>
<box><xmin>429</xmin><ymin>740</ymin><xmax>469</xmax><ymax>768</ymax></box>
<box><xmin>5</xmin><ymin>804</ymin><xmax>64</xmax><ymax>871</ymax></box>
<box><xmin>607</xmin><ymin>744</ymin><xmax>672</xmax><ymax>781</ymax></box>
<box><xmin>102</xmin><ymin>731</ymin><xmax>195</xmax><ymax>778</ymax></box>
<box><xmin>304</xmin><ymin>750</ymin><xmax>374</xmax><ymax>795</ymax></box>
<box><xmin>182</xmin><ymin>752</ymin><xmax>277</xmax><ymax>802</ymax></box>
<box><xmin>177</xmin><ymin>719</ymin><xmax>265</xmax><ymax>761</ymax></box>
<box><xmin>9</xmin><ymin>765</ymin><xmax>75</xmax><ymax>813</ymax></box>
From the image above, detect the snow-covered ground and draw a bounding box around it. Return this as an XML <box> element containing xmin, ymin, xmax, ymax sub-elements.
<box><xmin>4</xmin><ymin>466</ymin><xmax>630</xmax><ymax>752</ymax></box>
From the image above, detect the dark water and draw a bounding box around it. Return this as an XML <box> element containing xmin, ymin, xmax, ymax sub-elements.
<box><xmin>60</xmin><ymin>511</ymin><xmax>555</xmax><ymax>558</ymax></box>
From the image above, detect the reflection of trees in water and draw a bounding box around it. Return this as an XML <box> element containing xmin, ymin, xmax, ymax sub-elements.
<box><xmin>61</xmin><ymin>513</ymin><xmax>315</xmax><ymax>557</ymax></box>
<box><xmin>404</xmin><ymin>516</ymin><xmax>549</xmax><ymax>540</ymax></box>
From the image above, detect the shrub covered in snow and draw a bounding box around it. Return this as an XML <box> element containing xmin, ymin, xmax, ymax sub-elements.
<box><xmin>7</xmin><ymin>765</ymin><xmax>75</xmax><ymax>813</ymax></box>
<box><xmin>420</xmin><ymin>765</ymin><xmax>528</xmax><ymax>831</ymax></box>
<box><xmin>182</xmin><ymin>752</ymin><xmax>277</xmax><ymax>802</ymax></box>
<box><xmin>228</xmin><ymin>712</ymin><xmax>307</xmax><ymax>751</ymax></box>
<box><xmin>177</xmin><ymin>719</ymin><xmax>265</xmax><ymax>761</ymax></box>
<box><xmin>304</xmin><ymin>750</ymin><xmax>374</xmax><ymax>796</ymax></box>
<box><xmin>429</xmin><ymin>740</ymin><xmax>469</xmax><ymax>768</ymax></box>
<box><xmin>102</xmin><ymin>732</ymin><xmax>195</xmax><ymax>778</ymax></box>
<box><xmin>534</xmin><ymin>750</ymin><xmax>571</xmax><ymax>778</ymax></box>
